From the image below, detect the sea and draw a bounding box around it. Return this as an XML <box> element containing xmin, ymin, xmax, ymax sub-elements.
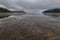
<box><xmin>25</xmin><ymin>9</ymin><xmax>48</xmax><ymax>13</ymax></box>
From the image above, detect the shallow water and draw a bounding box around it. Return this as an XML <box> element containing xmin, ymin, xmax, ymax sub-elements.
<box><xmin>0</xmin><ymin>13</ymin><xmax>60</xmax><ymax>40</ymax></box>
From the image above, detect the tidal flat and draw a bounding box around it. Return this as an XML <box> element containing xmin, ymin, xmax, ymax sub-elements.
<box><xmin>0</xmin><ymin>13</ymin><xmax>60</xmax><ymax>40</ymax></box>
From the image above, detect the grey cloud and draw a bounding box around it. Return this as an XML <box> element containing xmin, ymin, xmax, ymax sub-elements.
<box><xmin>0</xmin><ymin>0</ymin><xmax>60</xmax><ymax>10</ymax></box>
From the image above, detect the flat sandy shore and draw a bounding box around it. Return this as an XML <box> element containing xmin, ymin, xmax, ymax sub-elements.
<box><xmin>0</xmin><ymin>13</ymin><xmax>60</xmax><ymax>40</ymax></box>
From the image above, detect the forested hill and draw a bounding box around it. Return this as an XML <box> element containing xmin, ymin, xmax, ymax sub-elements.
<box><xmin>0</xmin><ymin>7</ymin><xmax>26</xmax><ymax>13</ymax></box>
<box><xmin>43</xmin><ymin>8</ymin><xmax>60</xmax><ymax>13</ymax></box>
<box><xmin>0</xmin><ymin>7</ymin><xmax>13</xmax><ymax>13</ymax></box>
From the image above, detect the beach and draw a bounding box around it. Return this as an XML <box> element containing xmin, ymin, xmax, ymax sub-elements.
<box><xmin>0</xmin><ymin>13</ymin><xmax>60</xmax><ymax>40</ymax></box>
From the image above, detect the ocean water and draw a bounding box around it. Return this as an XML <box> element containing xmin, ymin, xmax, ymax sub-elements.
<box><xmin>25</xmin><ymin>9</ymin><xmax>47</xmax><ymax>13</ymax></box>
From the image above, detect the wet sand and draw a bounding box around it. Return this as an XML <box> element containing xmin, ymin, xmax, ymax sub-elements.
<box><xmin>0</xmin><ymin>13</ymin><xmax>60</xmax><ymax>40</ymax></box>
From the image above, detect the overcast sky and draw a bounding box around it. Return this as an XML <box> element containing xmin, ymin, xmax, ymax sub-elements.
<box><xmin>0</xmin><ymin>0</ymin><xmax>60</xmax><ymax>10</ymax></box>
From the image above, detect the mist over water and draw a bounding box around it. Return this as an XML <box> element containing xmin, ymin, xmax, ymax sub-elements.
<box><xmin>7</xmin><ymin>9</ymin><xmax>47</xmax><ymax>19</ymax></box>
<box><xmin>25</xmin><ymin>9</ymin><xmax>47</xmax><ymax>13</ymax></box>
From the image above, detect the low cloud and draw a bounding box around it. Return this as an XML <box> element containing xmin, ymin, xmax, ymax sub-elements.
<box><xmin>0</xmin><ymin>0</ymin><xmax>60</xmax><ymax>10</ymax></box>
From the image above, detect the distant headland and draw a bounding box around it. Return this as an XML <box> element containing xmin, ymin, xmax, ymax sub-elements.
<box><xmin>0</xmin><ymin>7</ymin><xmax>26</xmax><ymax>13</ymax></box>
<box><xmin>0</xmin><ymin>7</ymin><xmax>26</xmax><ymax>18</ymax></box>
<box><xmin>43</xmin><ymin>8</ymin><xmax>60</xmax><ymax>13</ymax></box>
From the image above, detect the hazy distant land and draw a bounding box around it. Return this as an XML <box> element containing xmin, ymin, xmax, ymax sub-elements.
<box><xmin>43</xmin><ymin>8</ymin><xmax>60</xmax><ymax>17</ymax></box>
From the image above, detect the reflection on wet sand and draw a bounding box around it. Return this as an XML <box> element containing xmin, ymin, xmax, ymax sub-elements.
<box><xmin>0</xmin><ymin>13</ymin><xmax>60</xmax><ymax>40</ymax></box>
